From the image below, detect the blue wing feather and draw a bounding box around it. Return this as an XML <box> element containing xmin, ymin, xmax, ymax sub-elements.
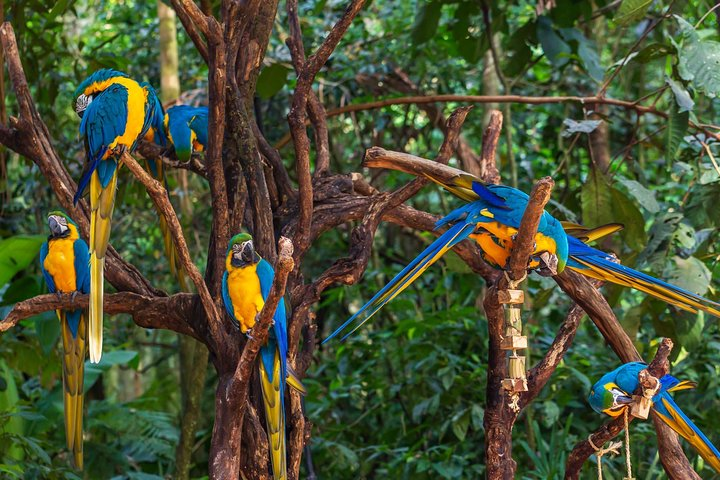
<box><xmin>256</xmin><ymin>259</ymin><xmax>287</xmax><ymax>390</ymax></box>
<box><xmin>221</xmin><ymin>271</ymin><xmax>237</xmax><ymax>326</ymax></box>
<box><xmin>73</xmin><ymin>239</ymin><xmax>91</xmax><ymax>294</ymax></box>
<box><xmin>39</xmin><ymin>241</ymin><xmax>56</xmax><ymax>293</ymax></box>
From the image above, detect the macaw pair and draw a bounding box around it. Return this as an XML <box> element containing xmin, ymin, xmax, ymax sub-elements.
<box><xmin>39</xmin><ymin>212</ymin><xmax>90</xmax><ymax>469</ymax></box>
<box><xmin>72</xmin><ymin>69</ymin><xmax>210</xmax><ymax>361</ymax></box>
<box><xmin>324</xmin><ymin>166</ymin><xmax>720</xmax><ymax>342</ymax></box>
<box><xmin>222</xmin><ymin>233</ymin><xmax>305</xmax><ymax>480</ymax></box>
<box><xmin>590</xmin><ymin>362</ymin><xmax>720</xmax><ymax>473</ymax></box>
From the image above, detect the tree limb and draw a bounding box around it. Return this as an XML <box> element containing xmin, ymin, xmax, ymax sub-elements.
<box><xmin>2</xmin><ymin>292</ymin><xmax>199</xmax><ymax>340</ymax></box>
<box><xmin>120</xmin><ymin>151</ymin><xmax>222</xmax><ymax>332</ymax></box>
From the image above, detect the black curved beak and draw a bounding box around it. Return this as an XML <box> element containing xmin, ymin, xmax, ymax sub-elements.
<box><xmin>241</xmin><ymin>241</ymin><xmax>255</xmax><ymax>264</ymax></box>
<box><xmin>48</xmin><ymin>216</ymin><xmax>66</xmax><ymax>237</ymax></box>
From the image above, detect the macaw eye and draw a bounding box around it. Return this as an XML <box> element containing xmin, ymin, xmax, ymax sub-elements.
<box><xmin>232</xmin><ymin>244</ymin><xmax>241</xmax><ymax>253</ymax></box>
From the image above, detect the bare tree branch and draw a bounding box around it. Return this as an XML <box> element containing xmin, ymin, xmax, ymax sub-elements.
<box><xmin>288</xmin><ymin>0</ymin><xmax>367</xmax><ymax>261</ymax></box>
<box><xmin>120</xmin><ymin>151</ymin><xmax>222</xmax><ymax>331</ymax></box>
<box><xmin>2</xmin><ymin>292</ymin><xmax>200</xmax><ymax>340</ymax></box>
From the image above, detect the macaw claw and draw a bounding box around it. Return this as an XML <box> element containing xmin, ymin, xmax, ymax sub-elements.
<box><xmin>245</xmin><ymin>329</ymin><xmax>254</xmax><ymax>341</ymax></box>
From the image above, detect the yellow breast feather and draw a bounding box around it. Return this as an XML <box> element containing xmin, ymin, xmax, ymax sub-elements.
<box><xmin>227</xmin><ymin>263</ymin><xmax>265</xmax><ymax>333</ymax></box>
<box><xmin>45</xmin><ymin>238</ymin><xmax>77</xmax><ymax>293</ymax></box>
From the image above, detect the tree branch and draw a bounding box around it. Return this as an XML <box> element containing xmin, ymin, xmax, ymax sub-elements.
<box><xmin>120</xmin><ymin>151</ymin><xmax>222</xmax><ymax>332</ymax></box>
<box><xmin>274</xmin><ymin>93</ymin><xmax>720</xmax><ymax>149</ymax></box>
<box><xmin>2</xmin><ymin>292</ymin><xmax>199</xmax><ymax>340</ymax></box>
<box><xmin>288</xmin><ymin>0</ymin><xmax>366</xmax><ymax>262</ymax></box>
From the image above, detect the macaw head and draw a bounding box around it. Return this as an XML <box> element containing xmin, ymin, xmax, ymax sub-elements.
<box><xmin>588</xmin><ymin>381</ymin><xmax>633</xmax><ymax>417</ymax></box>
<box><xmin>46</xmin><ymin>211</ymin><xmax>79</xmax><ymax>239</ymax></box>
<box><xmin>73</xmin><ymin>68</ymin><xmax>129</xmax><ymax>118</ymax></box>
<box><xmin>227</xmin><ymin>233</ymin><xmax>261</xmax><ymax>269</ymax></box>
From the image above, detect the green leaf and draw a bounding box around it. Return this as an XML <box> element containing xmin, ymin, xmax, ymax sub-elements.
<box><xmin>616</xmin><ymin>178</ymin><xmax>660</xmax><ymax>213</ymax></box>
<box><xmin>666</xmin><ymin>75</ymin><xmax>694</xmax><ymax>112</ymax></box>
<box><xmin>0</xmin><ymin>276</ymin><xmax>40</xmax><ymax>306</ymax></box>
<box><xmin>34</xmin><ymin>312</ymin><xmax>61</xmax><ymax>356</ymax></box>
<box><xmin>632</xmin><ymin>43</ymin><xmax>674</xmax><ymax>64</ymax></box>
<box><xmin>536</xmin><ymin>16</ymin><xmax>570</xmax><ymax>67</ymax></box>
<box><xmin>581</xmin><ymin>167</ymin><xmax>613</xmax><ymax>231</ymax></box>
<box><xmin>609</xmin><ymin>187</ymin><xmax>646</xmax><ymax>251</ymax></box>
<box><xmin>0</xmin><ymin>235</ymin><xmax>45</xmax><ymax>288</ymax></box>
<box><xmin>559</xmin><ymin>28</ymin><xmax>604</xmax><ymax>81</ymax></box>
<box><xmin>256</xmin><ymin>64</ymin><xmax>290</xmax><ymax>99</ymax></box>
<box><xmin>451</xmin><ymin>409</ymin><xmax>469</xmax><ymax>441</ymax></box>
<box><xmin>665</xmin><ymin>256</ymin><xmax>711</xmax><ymax>295</ymax></box>
<box><xmin>411</xmin><ymin>1</ymin><xmax>442</xmax><ymax>45</ymax></box>
<box><xmin>614</xmin><ymin>0</ymin><xmax>652</xmax><ymax>26</ymax></box>
<box><xmin>665</xmin><ymin>103</ymin><xmax>689</xmax><ymax>163</ymax></box>
<box><xmin>677</xmin><ymin>20</ymin><xmax>720</xmax><ymax>98</ymax></box>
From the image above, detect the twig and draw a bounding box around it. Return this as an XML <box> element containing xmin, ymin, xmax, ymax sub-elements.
<box><xmin>274</xmin><ymin>94</ymin><xmax>720</xmax><ymax>149</ymax></box>
<box><xmin>286</xmin><ymin>0</ymin><xmax>331</xmax><ymax>176</ymax></box>
<box><xmin>120</xmin><ymin>151</ymin><xmax>221</xmax><ymax>332</ymax></box>
<box><xmin>288</xmin><ymin>0</ymin><xmax>366</xmax><ymax>262</ymax></box>
<box><xmin>169</xmin><ymin>0</ymin><xmax>212</xmax><ymax>63</ymax></box>
<box><xmin>481</xmin><ymin>110</ymin><xmax>503</xmax><ymax>184</ymax></box>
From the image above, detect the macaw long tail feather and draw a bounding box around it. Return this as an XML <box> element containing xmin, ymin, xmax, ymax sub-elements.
<box><xmin>260</xmin><ymin>353</ymin><xmax>286</xmax><ymax>480</ymax></box>
<box><xmin>654</xmin><ymin>393</ymin><xmax>720</xmax><ymax>473</ymax></box>
<box><xmin>89</xmin><ymin>254</ymin><xmax>104</xmax><ymax>364</ymax></box>
<box><xmin>323</xmin><ymin>221</ymin><xmax>477</xmax><ymax>343</ymax></box>
<box><xmin>60</xmin><ymin>310</ymin><xmax>86</xmax><ymax>470</ymax></box>
<box><xmin>89</xmin><ymin>169</ymin><xmax>118</xmax><ymax>363</ymax></box>
<box><xmin>568</xmin><ymin>254</ymin><xmax>720</xmax><ymax>318</ymax></box>
<box><xmin>568</xmin><ymin>237</ymin><xmax>720</xmax><ymax>319</ymax></box>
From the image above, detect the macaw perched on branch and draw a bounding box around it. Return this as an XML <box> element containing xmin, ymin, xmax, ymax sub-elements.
<box><xmin>324</xmin><ymin>166</ymin><xmax>720</xmax><ymax>343</ymax></box>
<box><xmin>140</xmin><ymin>84</ymin><xmax>188</xmax><ymax>290</ymax></box>
<box><xmin>39</xmin><ymin>212</ymin><xmax>90</xmax><ymax>469</ymax></box>
<box><xmin>589</xmin><ymin>362</ymin><xmax>720</xmax><ymax>473</ymax></box>
<box><xmin>73</xmin><ymin>69</ymin><xmax>155</xmax><ymax>362</ymax></box>
<box><xmin>164</xmin><ymin>105</ymin><xmax>208</xmax><ymax>162</ymax></box>
<box><xmin>221</xmin><ymin>233</ymin><xmax>305</xmax><ymax>480</ymax></box>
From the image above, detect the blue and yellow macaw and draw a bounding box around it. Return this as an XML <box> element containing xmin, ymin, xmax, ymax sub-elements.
<box><xmin>324</xmin><ymin>170</ymin><xmax>720</xmax><ymax>342</ymax></box>
<box><xmin>39</xmin><ymin>212</ymin><xmax>90</xmax><ymax>469</ymax></box>
<box><xmin>140</xmin><ymin>84</ymin><xmax>188</xmax><ymax>290</ymax></box>
<box><xmin>73</xmin><ymin>69</ymin><xmax>155</xmax><ymax>362</ymax></box>
<box><xmin>221</xmin><ymin>233</ymin><xmax>305</xmax><ymax>480</ymax></box>
<box><xmin>589</xmin><ymin>362</ymin><xmax>720</xmax><ymax>473</ymax></box>
<box><xmin>164</xmin><ymin>105</ymin><xmax>208</xmax><ymax>162</ymax></box>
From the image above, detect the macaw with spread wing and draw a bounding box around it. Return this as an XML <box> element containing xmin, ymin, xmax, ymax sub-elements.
<box><xmin>73</xmin><ymin>68</ymin><xmax>155</xmax><ymax>362</ymax></box>
<box><xmin>140</xmin><ymin>84</ymin><xmax>188</xmax><ymax>290</ymax></box>
<box><xmin>39</xmin><ymin>212</ymin><xmax>90</xmax><ymax>469</ymax></box>
<box><xmin>221</xmin><ymin>233</ymin><xmax>305</xmax><ymax>480</ymax></box>
<box><xmin>165</xmin><ymin>105</ymin><xmax>208</xmax><ymax>162</ymax></box>
<box><xmin>324</xmin><ymin>167</ymin><xmax>720</xmax><ymax>343</ymax></box>
<box><xmin>589</xmin><ymin>361</ymin><xmax>720</xmax><ymax>473</ymax></box>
